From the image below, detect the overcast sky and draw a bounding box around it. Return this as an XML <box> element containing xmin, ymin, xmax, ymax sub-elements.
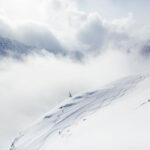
<box><xmin>0</xmin><ymin>0</ymin><xmax>150</xmax><ymax>150</ymax></box>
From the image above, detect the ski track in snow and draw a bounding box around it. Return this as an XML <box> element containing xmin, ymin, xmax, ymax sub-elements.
<box><xmin>10</xmin><ymin>75</ymin><xmax>147</xmax><ymax>150</ymax></box>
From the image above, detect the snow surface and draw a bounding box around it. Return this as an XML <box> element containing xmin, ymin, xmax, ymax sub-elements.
<box><xmin>10</xmin><ymin>74</ymin><xmax>150</xmax><ymax>150</ymax></box>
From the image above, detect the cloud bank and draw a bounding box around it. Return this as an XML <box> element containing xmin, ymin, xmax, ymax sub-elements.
<box><xmin>0</xmin><ymin>0</ymin><xmax>149</xmax><ymax>56</ymax></box>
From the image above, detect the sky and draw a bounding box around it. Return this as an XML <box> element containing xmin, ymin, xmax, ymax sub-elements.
<box><xmin>0</xmin><ymin>0</ymin><xmax>150</xmax><ymax>149</ymax></box>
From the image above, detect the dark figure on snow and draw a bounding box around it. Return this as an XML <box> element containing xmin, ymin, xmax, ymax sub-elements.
<box><xmin>69</xmin><ymin>91</ymin><xmax>72</xmax><ymax>98</ymax></box>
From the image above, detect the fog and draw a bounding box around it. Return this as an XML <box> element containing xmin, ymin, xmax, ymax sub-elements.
<box><xmin>0</xmin><ymin>50</ymin><xmax>149</xmax><ymax>149</ymax></box>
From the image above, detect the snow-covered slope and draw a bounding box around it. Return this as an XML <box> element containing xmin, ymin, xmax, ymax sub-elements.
<box><xmin>10</xmin><ymin>74</ymin><xmax>150</xmax><ymax>150</ymax></box>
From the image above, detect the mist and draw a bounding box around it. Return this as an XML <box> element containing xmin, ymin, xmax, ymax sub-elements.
<box><xmin>0</xmin><ymin>49</ymin><xmax>149</xmax><ymax>149</ymax></box>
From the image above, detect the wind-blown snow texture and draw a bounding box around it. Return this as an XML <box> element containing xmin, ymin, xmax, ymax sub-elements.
<box><xmin>10</xmin><ymin>75</ymin><xmax>148</xmax><ymax>150</ymax></box>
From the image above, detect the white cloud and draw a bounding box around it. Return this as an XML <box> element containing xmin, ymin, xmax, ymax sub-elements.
<box><xmin>0</xmin><ymin>16</ymin><xmax>14</xmax><ymax>38</ymax></box>
<box><xmin>14</xmin><ymin>22</ymin><xmax>64</xmax><ymax>54</ymax></box>
<box><xmin>77</xmin><ymin>13</ymin><xmax>107</xmax><ymax>51</ymax></box>
<box><xmin>0</xmin><ymin>0</ymin><xmax>149</xmax><ymax>55</ymax></box>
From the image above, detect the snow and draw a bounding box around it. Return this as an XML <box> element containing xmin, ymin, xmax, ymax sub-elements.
<box><xmin>10</xmin><ymin>74</ymin><xmax>150</xmax><ymax>150</ymax></box>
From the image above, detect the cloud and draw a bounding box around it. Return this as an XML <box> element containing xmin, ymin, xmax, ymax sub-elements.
<box><xmin>0</xmin><ymin>0</ymin><xmax>149</xmax><ymax>57</ymax></box>
<box><xmin>15</xmin><ymin>23</ymin><xmax>65</xmax><ymax>54</ymax></box>
<box><xmin>0</xmin><ymin>16</ymin><xmax>14</xmax><ymax>39</ymax></box>
<box><xmin>77</xmin><ymin>13</ymin><xmax>107</xmax><ymax>51</ymax></box>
